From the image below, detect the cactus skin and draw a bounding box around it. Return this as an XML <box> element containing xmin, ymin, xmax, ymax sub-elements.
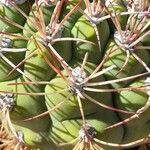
<box><xmin>102</xmin><ymin>38</ymin><xmax>150</xmax><ymax>88</ymax></box>
<box><xmin>141</xmin><ymin>34</ymin><xmax>150</xmax><ymax>46</ymax></box>
<box><xmin>115</xmin><ymin>78</ymin><xmax>150</xmax><ymax>144</ymax></box>
<box><xmin>23</xmin><ymin>4</ymin><xmax>55</xmax><ymax>37</ymax></box>
<box><xmin>71</xmin><ymin>16</ymin><xmax>110</xmax><ymax>64</ymax></box>
<box><xmin>0</xmin><ymin>1</ymin><xmax>149</xmax><ymax>150</ymax></box>
<box><xmin>45</xmin><ymin>60</ymin><xmax>123</xmax><ymax>149</ymax></box>
<box><xmin>24</xmin><ymin>31</ymin><xmax>72</xmax><ymax>83</ymax></box>
<box><xmin>0</xmin><ymin>1</ymin><xmax>31</xmax><ymax>33</ymax></box>
<box><xmin>0</xmin><ymin>34</ymin><xmax>27</xmax><ymax>81</ymax></box>
<box><xmin>0</xmin><ymin>77</ymin><xmax>54</xmax><ymax>148</ymax></box>
<box><xmin>45</xmin><ymin>60</ymin><xmax>112</xmax><ymax>121</ymax></box>
<box><xmin>60</xmin><ymin>0</ymin><xmax>85</xmax><ymax>31</ymax></box>
<box><xmin>24</xmin><ymin>38</ymin><xmax>57</xmax><ymax>82</ymax></box>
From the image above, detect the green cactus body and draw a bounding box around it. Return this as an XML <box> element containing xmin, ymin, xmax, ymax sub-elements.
<box><xmin>0</xmin><ymin>1</ymin><xmax>150</xmax><ymax>150</ymax></box>
<box><xmin>141</xmin><ymin>34</ymin><xmax>150</xmax><ymax>46</ymax></box>
<box><xmin>0</xmin><ymin>77</ymin><xmax>50</xmax><ymax>126</ymax></box>
<box><xmin>23</xmin><ymin>4</ymin><xmax>55</xmax><ymax>37</ymax></box>
<box><xmin>0</xmin><ymin>1</ymin><xmax>30</xmax><ymax>33</ymax></box>
<box><xmin>45</xmin><ymin>60</ymin><xmax>123</xmax><ymax>148</ymax></box>
<box><xmin>88</xmin><ymin>110</ymin><xmax>123</xmax><ymax>150</ymax></box>
<box><xmin>102</xmin><ymin>38</ymin><xmax>150</xmax><ymax>88</ymax></box>
<box><xmin>71</xmin><ymin>15</ymin><xmax>110</xmax><ymax>64</ymax></box>
<box><xmin>23</xmin><ymin>38</ymin><xmax>56</xmax><ymax>82</ymax></box>
<box><xmin>24</xmin><ymin>31</ymin><xmax>72</xmax><ymax>83</ymax></box>
<box><xmin>0</xmin><ymin>76</ymin><xmax>54</xmax><ymax>148</ymax></box>
<box><xmin>45</xmin><ymin>61</ymin><xmax>112</xmax><ymax>121</ymax></box>
<box><xmin>12</xmin><ymin>123</ymin><xmax>56</xmax><ymax>149</ymax></box>
<box><xmin>115</xmin><ymin>78</ymin><xmax>150</xmax><ymax>145</ymax></box>
<box><xmin>0</xmin><ymin>34</ymin><xmax>27</xmax><ymax>81</ymax></box>
<box><xmin>48</xmin><ymin>109</ymin><xmax>123</xmax><ymax>150</ymax></box>
<box><xmin>60</xmin><ymin>0</ymin><xmax>85</xmax><ymax>31</ymax></box>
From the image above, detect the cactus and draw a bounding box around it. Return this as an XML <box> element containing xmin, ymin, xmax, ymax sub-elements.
<box><xmin>0</xmin><ymin>0</ymin><xmax>150</xmax><ymax>150</ymax></box>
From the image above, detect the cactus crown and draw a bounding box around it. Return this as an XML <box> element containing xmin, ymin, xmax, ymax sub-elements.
<box><xmin>0</xmin><ymin>93</ymin><xmax>15</xmax><ymax>110</ymax></box>
<box><xmin>114</xmin><ymin>30</ymin><xmax>134</xmax><ymax>51</ymax></box>
<box><xmin>79</xmin><ymin>124</ymin><xmax>96</xmax><ymax>142</ymax></box>
<box><xmin>0</xmin><ymin>37</ymin><xmax>13</xmax><ymax>49</ymax></box>
<box><xmin>68</xmin><ymin>66</ymin><xmax>87</xmax><ymax>95</ymax></box>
